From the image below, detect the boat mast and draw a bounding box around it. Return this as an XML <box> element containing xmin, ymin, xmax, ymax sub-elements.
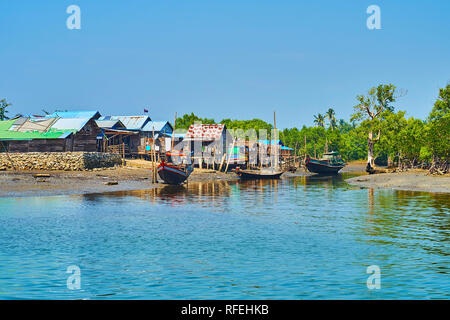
<box><xmin>273</xmin><ymin>110</ymin><xmax>278</xmax><ymax>170</ymax></box>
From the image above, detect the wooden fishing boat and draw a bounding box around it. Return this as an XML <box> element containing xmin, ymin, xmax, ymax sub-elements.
<box><xmin>304</xmin><ymin>151</ymin><xmax>346</xmax><ymax>175</ymax></box>
<box><xmin>236</xmin><ymin>167</ymin><xmax>283</xmax><ymax>180</ymax></box>
<box><xmin>236</xmin><ymin>111</ymin><xmax>284</xmax><ymax>180</ymax></box>
<box><xmin>157</xmin><ymin>152</ymin><xmax>193</xmax><ymax>185</ymax></box>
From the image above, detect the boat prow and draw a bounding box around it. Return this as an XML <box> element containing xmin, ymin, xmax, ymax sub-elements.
<box><xmin>157</xmin><ymin>160</ymin><xmax>193</xmax><ymax>185</ymax></box>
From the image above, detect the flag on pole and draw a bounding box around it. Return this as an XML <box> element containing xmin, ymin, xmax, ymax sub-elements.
<box><xmin>144</xmin><ymin>108</ymin><xmax>149</xmax><ymax>113</ymax></box>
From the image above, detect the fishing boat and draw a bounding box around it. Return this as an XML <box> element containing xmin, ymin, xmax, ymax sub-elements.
<box><xmin>236</xmin><ymin>167</ymin><xmax>283</xmax><ymax>179</ymax></box>
<box><xmin>235</xmin><ymin>111</ymin><xmax>284</xmax><ymax>180</ymax></box>
<box><xmin>157</xmin><ymin>152</ymin><xmax>193</xmax><ymax>185</ymax></box>
<box><xmin>304</xmin><ymin>151</ymin><xmax>346</xmax><ymax>175</ymax></box>
<box><xmin>157</xmin><ymin>112</ymin><xmax>193</xmax><ymax>185</ymax></box>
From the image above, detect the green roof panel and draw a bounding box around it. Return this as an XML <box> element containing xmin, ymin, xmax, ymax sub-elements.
<box><xmin>0</xmin><ymin>119</ymin><xmax>76</xmax><ymax>140</ymax></box>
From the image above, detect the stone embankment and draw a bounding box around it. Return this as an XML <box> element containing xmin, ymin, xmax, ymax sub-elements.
<box><xmin>0</xmin><ymin>152</ymin><xmax>122</xmax><ymax>171</ymax></box>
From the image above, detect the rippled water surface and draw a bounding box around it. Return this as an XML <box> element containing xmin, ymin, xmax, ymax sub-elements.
<box><xmin>0</xmin><ymin>174</ymin><xmax>449</xmax><ymax>299</ymax></box>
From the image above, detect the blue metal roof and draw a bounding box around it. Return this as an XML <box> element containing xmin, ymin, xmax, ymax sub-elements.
<box><xmin>95</xmin><ymin>119</ymin><xmax>124</xmax><ymax>129</ymax></box>
<box><xmin>141</xmin><ymin>121</ymin><xmax>173</xmax><ymax>133</ymax></box>
<box><xmin>165</xmin><ymin>132</ymin><xmax>186</xmax><ymax>138</ymax></box>
<box><xmin>59</xmin><ymin>131</ymin><xmax>74</xmax><ymax>139</ymax></box>
<box><xmin>257</xmin><ymin>139</ymin><xmax>284</xmax><ymax>145</ymax></box>
<box><xmin>47</xmin><ymin>110</ymin><xmax>101</xmax><ymax>119</ymax></box>
<box><xmin>99</xmin><ymin>115</ymin><xmax>150</xmax><ymax>130</ymax></box>
<box><xmin>52</xmin><ymin>118</ymin><xmax>92</xmax><ymax>131</ymax></box>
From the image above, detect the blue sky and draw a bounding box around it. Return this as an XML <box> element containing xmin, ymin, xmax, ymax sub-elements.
<box><xmin>1</xmin><ymin>0</ymin><xmax>449</xmax><ymax>128</ymax></box>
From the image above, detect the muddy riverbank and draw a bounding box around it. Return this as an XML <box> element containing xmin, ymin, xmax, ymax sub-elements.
<box><xmin>346</xmin><ymin>169</ymin><xmax>450</xmax><ymax>193</ymax></box>
<box><xmin>0</xmin><ymin>165</ymin><xmax>241</xmax><ymax>198</ymax></box>
<box><xmin>1</xmin><ymin>160</ymin><xmax>448</xmax><ymax>198</ymax></box>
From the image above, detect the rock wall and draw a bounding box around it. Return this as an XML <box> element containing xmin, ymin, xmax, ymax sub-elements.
<box><xmin>0</xmin><ymin>152</ymin><xmax>122</xmax><ymax>171</ymax></box>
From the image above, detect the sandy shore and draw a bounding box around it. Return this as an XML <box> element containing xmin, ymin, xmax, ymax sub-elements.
<box><xmin>346</xmin><ymin>170</ymin><xmax>450</xmax><ymax>193</ymax></box>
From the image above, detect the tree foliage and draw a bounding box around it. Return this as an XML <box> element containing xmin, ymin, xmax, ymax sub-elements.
<box><xmin>0</xmin><ymin>98</ymin><xmax>12</xmax><ymax>120</ymax></box>
<box><xmin>175</xmin><ymin>112</ymin><xmax>216</xmax><ymax>129</ymax></box>
<box><xmin>168</xmin><ymin>83</ymin><xmax>448</xmax><ymax>166</ymax></box>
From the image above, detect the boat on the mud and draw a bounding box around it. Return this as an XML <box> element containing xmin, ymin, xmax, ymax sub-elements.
<box><xmin>236</xmin><ymin>111</ymin><xmax>284</xmax><ymax>180</ymax></box>
<box><xmin>304</xmin><ymin>151</ymin><xmax>346</xmax><ymax>175</ymax></box>
<box><xmin>157</xmin><ymin>152</ymin><xmax>193</xmax><ymax>185</ymax></box>
<box><xmin>236</xmin><ymin>167</ymin><xmax>284</xmax><ymax>180</ymax></box>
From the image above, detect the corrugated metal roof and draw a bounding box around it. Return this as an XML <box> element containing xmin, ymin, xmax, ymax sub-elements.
<box><xmin>0</xmin><ymin>118</ymin><xmax>75</xmax><ymax>140</ymax></box>
<box><xmin>99</xmin><ymin>115</ymin><xmax>150</xmax><ymax>130</ymax></box>
<box><xmin>59</xmin><ymin>132</ymin><xmax>74</xmax><ymax>139</ymax></box>
<box><xmin>166</xmin><ymin>132</ymin><xmax>186</xmax><ymax>138</ymax></box>
<box><xmin>141</xmin><ymin>121</ymin><xmax>172</xmax><ymax>132</ymax></box>
<box><xmin>11</xmin><ymin>118</ymin><xmax>57</xmax><ymax>133</ymax></box>
<box><xmin>46</xmin><ymin>110</ymin><xmax>101</xmax><ymax>119</ymax></box>
<box><xmin>95</xmin><ymin>119</ymin><xmax>124</xmax><ymax>129</ymax></box>
<box><xmin>52</xmin><ymin>118</ymin><xmax>91</xmax><ymax>131</ymax></box>
<box><xmin>185</xmin><ymin>124</ymin><xmax>226</xmax><ymax>140</ymax></box>
<box><xmin>257</xmin><ymin>140</ymin><xmax>284</xmax><ymax>145</ymax></box>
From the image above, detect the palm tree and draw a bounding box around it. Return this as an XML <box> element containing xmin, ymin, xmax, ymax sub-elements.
<box><xmin>326</xmin><ymin>108</ymin><xmax>337</xmax><ymax>130</ymax></box>
<box><xmin>313</xmin><ymin>113</ymin><xmax>325</xmax><ymax>127</ymax></box>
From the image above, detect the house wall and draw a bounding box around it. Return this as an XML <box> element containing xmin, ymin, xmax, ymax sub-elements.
<box><xmin>72</xmin><ymin>118</ymin><xmax>102</xmax><ymax>152</ymax></box>
<box><xmin>129</xmin><ymin>134</ymin><xmax>141</xmax><ymax>153</ymax></box>
<box><xmin>138</xmin><ymin>123</ymin><xmax>173</xmax><ymax>154</ymax></box>
<box><xmin>5</xmin><ymin>139</ymin><xmax>68</xmax><ymax>153</ymax></box>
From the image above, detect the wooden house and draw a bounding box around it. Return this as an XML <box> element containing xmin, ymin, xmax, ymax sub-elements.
<box><xmin>98</xmin><ymin>115</ymin><xmax>151</xmax><ymax>155</ymax></box>
<box><xmin>138</xmin><ymin>121</ymin><xmax>173</xmax><ymax>156</ymax></box>
<box><xmin>0</xmin><ymin>115</ymin><xmax>102</xmax><ymax>153</ymax></box>
<box><xmin>184</xmin><ymin>124</ymin><xmax>233</xmax><ymax>167</ymax></box>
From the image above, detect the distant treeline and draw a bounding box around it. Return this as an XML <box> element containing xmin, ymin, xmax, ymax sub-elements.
<box><xmin>175</xmin><ymin>84</ymin><xmax>449</xmax><ymax>168</ymax></box>
<box><xmin>2</xmin><ymin>84</ymin><xmax>448</xmax><ymax>169</ymax></box>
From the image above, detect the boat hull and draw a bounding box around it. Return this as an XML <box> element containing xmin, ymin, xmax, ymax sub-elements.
<box><xmin>157</xmin><ymin>163</ymin><xmax>193</xmax><ymax>185</ymax></box>
<box><xmin>236</xmin><ymin>169</ymin><xmax>283</xmax><ymax>180</ymax></box>
<box><xmin>305</xmin><ymin>159</ymin><xmax>345</xmax><ymax>175</ymax></box>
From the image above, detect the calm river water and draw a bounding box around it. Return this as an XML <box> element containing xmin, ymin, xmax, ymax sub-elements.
<box><xmin>0</xmin><ymin>174</ymin><xmax>448</xmax><ymax>299</ymax></box>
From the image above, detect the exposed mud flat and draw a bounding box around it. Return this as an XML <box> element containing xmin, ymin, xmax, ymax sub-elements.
<box><xmin>346</xmin><ymin>170</ymin><xmax>450</xmax><ymax>193</ymax></box>
<box><xmin>0</xmin><ymin>166</ymin><xmax>239</xmax><ymax>198</ymax></box>
<box><xmin>2</xmin><ymin>160</ymin><xmax>447</xmax><ymax>198</ymax></box>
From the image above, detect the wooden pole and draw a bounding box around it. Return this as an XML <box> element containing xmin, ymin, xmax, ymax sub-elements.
<box><xmin>122</xmin><ymin>142</ymin><xmax>125</xmax><ymax>166</ymax></box>
<box><xmin>225</xmin><ymin>139</ymin><xmax>236</xmax><ymax>173</ymax></box>
<box><xmin>152</xmin><ymin>126</ymin><xmax>157</xmax><ymax>183</ymax></box>
<box><xmin>273</xmin><ymin>110</ymin><xmax>278</xmax><ymax>170</ymax></box>
<box><xmin>304</xmin><ymin>135</ymin><xmax>307</xmax><ymax>156</ymax></box>
<box><xmin>171</xmin><ymin>112</ymin><xmax>177</xmax><ymax>152</ymax></box>
<box><xmin>218</xmin><ymin>153</ymin><xmax>227</xmax><ymax>172</ymax></box>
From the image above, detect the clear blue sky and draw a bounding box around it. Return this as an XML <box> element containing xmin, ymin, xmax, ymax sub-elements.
<box><xmin>1</xmin><ymin>0</ymin><xmax>449</xmax><ymax>128</ymax></box>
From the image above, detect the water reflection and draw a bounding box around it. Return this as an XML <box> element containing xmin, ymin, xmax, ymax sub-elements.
<box><xmin>82</xmin><ymin>176</ymin><xmax>450</xmax><ymax>280</ymax></box>
<box><xmin>361</xmin><ymin>188</ymin><xmax>450</xmax><ymax>258</ymax></box>
<box><xmin>1</xmin><ymin>173</ymin><xmax>449</xmax><ymax>299</ymax></box>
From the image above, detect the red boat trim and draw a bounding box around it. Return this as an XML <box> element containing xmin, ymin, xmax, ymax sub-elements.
<box><xmin>158</xmin><ymin>165</ymin><xmax>187</xmax><ymax>177</ymax></box>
